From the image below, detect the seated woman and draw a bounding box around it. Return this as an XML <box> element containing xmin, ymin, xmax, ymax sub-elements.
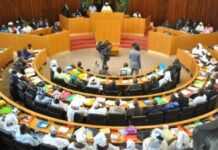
<box><xmin>109</xmin><ymin>100</ymin><xmax>126</xmax><ymax>114</ymax></box>
<box><xmin>94</xmin><ymin>132</ymin><xmax>119</xmax><ymax>150</ymax></box>
<box><xmin>143</xmin><ymin>128</ymin><xmax>168</xmax><ymax>150</ymax></box>
<box><xmin>42</xmin><ymin>127</ymin><xmax>70</xmax><ymax>149</ymax></box>
<box><xmin>15</xmin><ymin>124</ymin><xmax>41</xmax><ymax>146</ymax></box>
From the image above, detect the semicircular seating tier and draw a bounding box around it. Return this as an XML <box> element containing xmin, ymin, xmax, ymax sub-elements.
<box><xmin>7</xmin><ymin>47</ymin><xmax>218</xmax><ymax>127</ymax></box>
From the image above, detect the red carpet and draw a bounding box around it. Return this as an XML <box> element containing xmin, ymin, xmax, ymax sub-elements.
<box><xmin>70</xmin><ymin>33</ymin><xmax>148</xmax><ymax>50</ymax></box>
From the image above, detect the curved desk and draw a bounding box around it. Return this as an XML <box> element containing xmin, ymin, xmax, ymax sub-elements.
<box><xmin>33</xmin><ymin>49</ymin><xmax>201</xmax><ymax>100</ymax></box>
<box><xmin>1</xmin><ymin>92</ymin><xmax>217</xmax><ymax>132</ymax></box>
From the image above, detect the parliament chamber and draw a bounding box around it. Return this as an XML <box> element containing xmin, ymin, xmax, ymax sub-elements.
<box><xmin>0</xmin><ymin>0</ymin><xmax>218</xmax><ymax>150</ymax></box>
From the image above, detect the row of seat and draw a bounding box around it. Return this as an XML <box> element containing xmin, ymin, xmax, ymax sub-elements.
<box><xmin>53</xmin><ymin>70</ymin><xmax>179</xmax><ymax>96</ymax></box>
<box><xmin>0</xmin><ymin>128</ymin><xmax>61</xmax><ymax>150</ymax></box>
<box><xmin>10</xmin><ymin>70</ymin><xmax>218</xmax><ymax>126</ymax></box>
<box><xmin>74</xmin><ymin>96</ymin><xmax>217</xmax><ymax>126</ymax></box>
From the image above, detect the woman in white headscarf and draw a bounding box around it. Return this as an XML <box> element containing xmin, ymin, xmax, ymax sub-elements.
<box><xmin>169</xmin><ymin>130</ymin><xmax>191</xmax><ymax>150</ymax></box>
<box><xmin>94</xmin><ymin>132</ymin><xmax>119</xmax><ymax>150</ymax></box>
<box><xmin>124</xmin><ymin>140</ymin><xmax>138</xmax><ymax>150</ymax></box>
<box><xmin>68</xmin><ymin>127</ymin><xmax>93</xmax><ymax>150</ymax></box>
<box><xmin>143</xmin><ymin>128</ymin><xmax>168</xmax><ymax>150</ymax></box>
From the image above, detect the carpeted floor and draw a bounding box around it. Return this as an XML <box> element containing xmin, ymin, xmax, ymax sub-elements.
<box><xmin>41</xmin><ymin>48</ymin><xmax>191</xmax><ymax>85</ymax></box>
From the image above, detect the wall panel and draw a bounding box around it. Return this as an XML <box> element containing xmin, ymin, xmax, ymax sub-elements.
<box><xmin>0</xmin><ymin>0</ymin><xmax>218</xmax><ymax>29</ymax></box>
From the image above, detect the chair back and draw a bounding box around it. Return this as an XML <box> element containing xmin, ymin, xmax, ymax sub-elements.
<box><xmin>39</xmin><ymin>144</ymin><xmax>58</xmax><ymax>150</ymax></box>
<box><xmin>164</xmin><ymin>108</ymin><xmax>181</xmax><ymax>122</ymax></box>
<box><xmin>147</xmin><ymin>111</ymin><xmax>164</xmax><ymax>125</ymax></box>
<box><xmin>107</xmin><ymin>113</ymin><xmax>127</xmax><ymax>126</ymax></box>
<box><xmin>86</xmin><ymin>114</ymin><xmax>106</xmax><ymax>125</ymax></box>
<box><xmin>130</xmin><ymin>115</ymin><xmax>148</xmax><ymax>126</ymax></box>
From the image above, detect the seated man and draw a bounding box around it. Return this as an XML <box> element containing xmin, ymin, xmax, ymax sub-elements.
<box><xmin>172</xmin><ymin>59</ymin><xmax>182</xmax><ymax>83</ymax></box>
<box><xmin>171</xmin><ymin>92</ymin><xmax>189</xmax><ymax>108</ymax></box>
<box><xmin>88</xmin><ymin>101</ymin><xmax>108</xmax><ymax>116</ymax></box>
<box><xmin>195</xmin><ymin>22</ymin><xmax>205</xmax><ymax>33</ymax></box>
<box><xmin>158</xmin><ymin>68</ymin><xmax>172</xmax><ymax>87</ymax></box>
<box><xmin>77</xmin><ymin>61</ymin><xmax>84</xmax><ymax>70</ymax></box>
<box><xmin>127</xmin><ymin>100</ymin><xmax>143</xmax><ymax>117</ymax></box>
<box><xmin>1</xmin><ymin>112</ymin><xmax>20</xmax><ymax>136</ymax></box>
<box><xmin>99</xmin><ymin>65</ymin><xmax>110</xmax><ymax>75</ymax></box>
<box><xmin>109</xmin><ymin>100</ymin><xmax>126</xmax><ymax>114</ymax></box>
<box><xmin>86</xmin><ymin>75</ymin><xmax>102</xmax><ymax>90</ymax></box>
<box><xmin>53</xmin><ymin>67</ymin><xmax>65</xmax><ymax>80</ymax></box>
<box><xmin>101</xmin><ymin>2</ymin><xmax>113</xmax><ymax>12</ymax></box>
<box><xmin>21</xmin><ymin>23</ymin><xmax>33</xmax><ymax>33</ymax></box>
<box><xmin>103</xmin><ymin>80</ymin><xmax>118</xmax><ymax>94</ymax></box>
<box><xmin>126</xmin><ymin>78</ymin><xmax>143</xmax><ymax>95</ymax></box>
<box><xmin>88</xmin><ymin>4</ymin><xmax>97</xmax><ymax>14</ymax></box>
<box><xmin>120</xmin><ymin>63</ymin><xmax>132</xmax><ymax>76</ymax></box>
<box><xmin>67</xmin><ymin>97</ymin><xmax>87</xmax><ymax>122</ymax></box>
<box><xmin>192</xmin><ymin>43</ymin><xmax>207</xmax><ymax>57</ymax></box>
<box><xmin>189</xmin><ymin>90</ymin><xmax>207</xmax><ymax>106</ymax></box>
<box><xmin>35</xmin><ymin>84</ymin><xmax>52</xmax><ymax>105</ymax></box>
<box><xmin>15</xmin><ymin>124</ymin><xmax>41</xmax><ymax>146</ymax></box>
<box><xmin>132</xmin><ymin>11</ymin><xmax>142</xmax><ymax>18</ymax></box>
<box><xmin>42</xmin><ymin>127</ymin><xmax>69</xmax><ymax>149</ymax></box>
<box><xmin>49</xmin><ymin>59</ymin><xmax>58</xmax><ymax>81</ymax></box>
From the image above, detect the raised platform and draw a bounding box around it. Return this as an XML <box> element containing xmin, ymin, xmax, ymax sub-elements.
<box><xmin>70</xmin><ymin>33</ymin><xmax>148</xmax><ymax>50</ymax></box>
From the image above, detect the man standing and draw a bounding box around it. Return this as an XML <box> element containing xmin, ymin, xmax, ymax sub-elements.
<box><xmin>129</xmin><ymin>43</ymin><xmax>141</xmax><ymax>75</ymax></box>
<box><xmin>96</xmin><ymin>40</ymin><xmax>111</xmax><ymax>70</ymax></box>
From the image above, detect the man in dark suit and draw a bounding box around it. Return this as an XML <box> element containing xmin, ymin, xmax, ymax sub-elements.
<box><xmin>103</xmin><ymin>80</ymin><xmax>119</xmax><ymax>95</ymax></box>
<box><xmin>96</xmin><ymin>41</ymin><xmax>111</xmax><ymax>70</ymax></box>
<box><xmin>126</xmin><ymin>78</ymin><xmax>143</xmax><ymax>95</ymax></box>
<box><xmin>129</xmin><ymin>43</ymin><xmax>141</xmax><ymax>75</ymax></box>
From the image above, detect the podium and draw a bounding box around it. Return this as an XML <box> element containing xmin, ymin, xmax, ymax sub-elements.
<box><xmin>90</xmin><ymin>12</ymin><xmax>124</xmax><ymax>55</ymax></box>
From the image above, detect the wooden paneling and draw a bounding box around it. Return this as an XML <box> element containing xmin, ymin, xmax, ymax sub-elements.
<box><xmin>129</xmin><ymin>0</ymin><xmax>218</xmax><ymax>28</ymax></box>
<box><xmin>0</xmin><ymin>0</ymin><xmax>80</xmax><ymax>25</ymax></box>
<box><xmin>0</xmin><ymin>0</ymin><xmax>218</xmax><ymax>29</ymax></box>
<box><xmin>128</xmin><ymin>0</ymin><xmax>167</xmax><ymax>25</ymax></box>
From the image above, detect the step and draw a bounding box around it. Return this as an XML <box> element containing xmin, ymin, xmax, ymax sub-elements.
<box><xmin>71</xmin><ymin>43</ymin><xmax>96</xmax><ymax>49</ymax></box>
<box><xmin>70</xmin><ymin>40</ymin><xmax>96</xmax><ymax>44</ymax></box>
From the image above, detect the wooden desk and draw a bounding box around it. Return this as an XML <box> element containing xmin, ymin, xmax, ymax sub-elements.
<box><xmin>59</xmin><ymin>15</ymin><xmax>92</xmax><ymax>34</ymax></box>
<box><xmin>148</xmin><ymin>27</ymin><xmax>187</xmax><ymax>55</ymax></box>
<box><xmin>0</xmin><ymin>30</ymin><xmax>70</xmax><ymax>57</ymax></box>
<box><xmin>33</xmin><ymin>49</ymin><xmax>200</xmax><ymax>100</ymax></box>
<box><xmin>1</xmin><ymin>92</ymin><xmax>217</xmax><ymax>131</ymax></box>
<box><xmin>149</xmin><ymin>27</ymin><xmax>218</xmax><ymax>56</ymax></box>
<box><xmin>0</xmin><ymin>48</ymin><xmax>13</xmax><ymax>69</ymax></box>
<box><xmin>122</xmin><ymin>18</ymin><xmax>145</xmax><ymax>36</ymax></box>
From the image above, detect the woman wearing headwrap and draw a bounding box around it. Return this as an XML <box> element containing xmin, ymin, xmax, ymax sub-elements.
<box><xmin>68</xmin><ymin>127</ymin><xmax>93</xmax><ymax>150</ymax></box>
<box><xmin>143</xmin><ymin>128</ymin><xmax>168</xmax><ymax>150</ymax></box>
<box><xmin>2</xmin><ymin>112</ymin><xmax>20</xmax><ymax>136</ymax></box>
<box><xmin>169</xmin><ymin>130</ymin><xmax>191</xmax><ymax>150</ymax></box>
<box><xmin>94</xmin><ymin>132</ymin><xmax>119</xmax><ymax>150</ymax></box>
<box><xmin>124</xmin><ymin>140</ymin><xmax>138</xmax><ymax>150</ymax></box>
